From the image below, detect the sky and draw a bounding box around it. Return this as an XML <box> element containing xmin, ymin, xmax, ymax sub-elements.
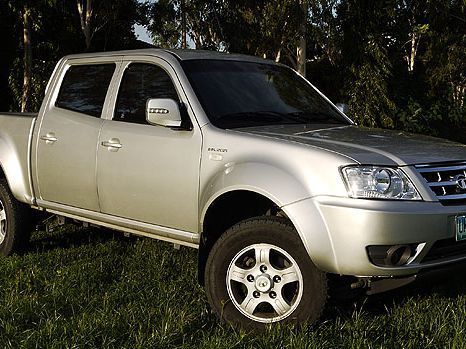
<box><xmin>135</xmin><ymin>0</ymin><xmax>153</xmax><ymax>44</ymax></box>
<box><xmin>134</xmin><ymin>24</ymin><xmax>152</xmax><ymax>44</ymax></box>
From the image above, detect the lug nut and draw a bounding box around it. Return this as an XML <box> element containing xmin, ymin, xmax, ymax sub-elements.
<box><xmin>273</xmin><ymin>275</ymin><xmax>281</xmax><ymax>283</ymax></box>
<box><xmin>260</xmin><ymin>265</ymin><xmax>267</xmax><ymax>273</ymax></box>
<box><xmin>247</xmin><ymin>275</ymin><xmax>254</xmax><ymax>282</ymax></box>
<box><xmin>269</xmin><ymin>291</ymin><xmax>277</xmax><ymax>299</ymax></box>
<box><xmin>253</xmin><ymin>291</ymin><xmax>260</xmax><ymax>298</ymax></box>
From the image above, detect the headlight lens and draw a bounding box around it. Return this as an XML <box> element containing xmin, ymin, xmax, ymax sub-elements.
<box><xmin>342</xmin><ymin>166</ymin><xmax>421</xmax><ymax>200</ymax></box>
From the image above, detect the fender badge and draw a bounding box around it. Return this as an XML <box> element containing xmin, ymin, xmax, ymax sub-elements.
<box><xmin>208</xmin><ymin>147</ymin><xmax>228</xmax><ymax>153</ymax></box>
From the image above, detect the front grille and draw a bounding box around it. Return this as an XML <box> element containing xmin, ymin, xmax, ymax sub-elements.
<box><xmin>422</xmin><ymin>238</ymin><xmax>466</xmax><ymax>263</ymax></box>
<box><xmin>416</xmin><ymin>162</ymin><xmax>466</xmax><ymax>205</ymax></box>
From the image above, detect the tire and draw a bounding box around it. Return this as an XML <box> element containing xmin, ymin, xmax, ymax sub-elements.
<box><xmin>205</xmin><ymin>216</ymin><xmax>327</xmax><ymax>329</ymax></box>
<box><xmin>0</xmin><ymin>179</ymin><xmax>31</xmax><ymax>256</ymax></box>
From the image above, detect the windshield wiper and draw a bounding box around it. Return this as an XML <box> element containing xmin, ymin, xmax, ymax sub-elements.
<box><xmin>282</xmin><ymin>111</ymin><xmax>342</xmax><ymax>124</ymax></box>
<box><xmin>215</xmin><ymin>110</ymin><xmax>343</xmax><ymax>129</ymax></box>
<box><xmin>217</xmin><ymin>111</ymin><xmax>284</xmax><ymax>122</ymax></box>
<box><xmin>215</xmin><ymin>111</ymin><xmax>288</xmax><ymax>128</ymax></box>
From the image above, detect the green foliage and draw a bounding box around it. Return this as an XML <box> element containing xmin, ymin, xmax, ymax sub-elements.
<box><xmin>148</xmin><ymin>0</ymin><xmax>183</xmax><ymax>48</ymax></box>
<box><xmin>347</xmin><ymin>40</ymin><xmax>396</xmax><ymax>128</ymax></box>
<box><xmin>219</xmin><ymin>0</ymin><xmax>304</xmax><ymax>61</ymax></box>
<box><xmin>397</xmin><ymin>97</ymin><xmax>466</xmax><ymax>142</ymax></box>
<box><xmin>397</xmin><ymin>98</ymin><xmax>443</xmax><ymax>135</ymax></box>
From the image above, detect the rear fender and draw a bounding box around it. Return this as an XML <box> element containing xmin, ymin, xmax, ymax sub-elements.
<box><xmin>0</xmin><ymin>118</ymin><xmax>36</xmax><ymax>204</ymax></box>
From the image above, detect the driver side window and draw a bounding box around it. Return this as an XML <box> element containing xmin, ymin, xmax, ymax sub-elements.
<box><xmin>114</xmin><ymin>63</ymin><xmax>178</xmax><ymax>124</ymax></box>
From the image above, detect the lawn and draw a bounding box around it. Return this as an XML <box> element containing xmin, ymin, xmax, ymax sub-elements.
<box><xmin>0</xmin><ymin>226</ymin><xmax>465</xmax><ymax>348</ymax></box>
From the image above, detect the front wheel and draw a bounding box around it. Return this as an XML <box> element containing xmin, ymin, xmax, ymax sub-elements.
<box><xmin>205</xmin><ymin>216</ymin><xmax>327</xmax><ymax>329</ymax></box>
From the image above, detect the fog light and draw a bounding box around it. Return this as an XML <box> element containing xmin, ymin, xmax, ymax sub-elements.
<box><xmin>367</xmin><ymin>244</ymin><xmax>416</xmax><ymax>267</ymax></box>
<box><xmin>385</xmin><ymin>245</ymin><xmax>412</xmax><ymax>266</ymax></box>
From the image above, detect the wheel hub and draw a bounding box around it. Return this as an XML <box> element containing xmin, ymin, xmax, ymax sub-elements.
<box><xmin>255</xmin><ymin>274</ymin><xmax>273</xmax><ymax>293</ymax></box>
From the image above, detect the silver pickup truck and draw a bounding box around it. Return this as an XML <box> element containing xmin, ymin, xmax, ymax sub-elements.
<box><xmin>1</xmin><ymin>49</ymin><xmax>466</xmax><ymax>328</ymax></box>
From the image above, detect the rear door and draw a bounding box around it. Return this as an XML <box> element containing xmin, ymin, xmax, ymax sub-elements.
<box><xmin>35</xmin><ymin>61</ymin><xmax>117</xmax><ymax>211</ymax></box>
<box><xmin>96</xmin><ymin>57</ymin><xmax>202</xmax><ymax>232</ymax></box>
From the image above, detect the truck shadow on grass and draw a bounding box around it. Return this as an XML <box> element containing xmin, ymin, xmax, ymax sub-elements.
<box><xmin>27</xmin><ymin>225</ymin><xmax>137</xmax><ymax>254</ymax></box>
<box><xmin>325</xmin><ymin>264</ymin><xmax>466</xmax><ymax>322</ymax></box>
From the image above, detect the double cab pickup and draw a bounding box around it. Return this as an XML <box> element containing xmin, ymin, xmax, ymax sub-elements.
<box><xmin>1</xmin><ymin>49</ymin><xmax>466</xmax><ymax>328</ymax></box>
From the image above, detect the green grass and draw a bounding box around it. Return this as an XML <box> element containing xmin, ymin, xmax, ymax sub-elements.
<box><xmin>1</xmin><ymin>226</ymin><xmax>466</xmax><ymax>348</ymax></box>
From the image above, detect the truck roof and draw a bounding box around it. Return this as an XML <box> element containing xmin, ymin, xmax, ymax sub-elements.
<box><xmin>61</xmin><ymin>48</ymin><xmax>270</xmax><ymax>64</ymax></box>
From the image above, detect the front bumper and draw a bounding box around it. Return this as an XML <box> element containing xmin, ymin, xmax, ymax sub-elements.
<box><xmin>283</xmin><ymin>196</ymin><xmax>466</xmax><ymax>277</ymax></box>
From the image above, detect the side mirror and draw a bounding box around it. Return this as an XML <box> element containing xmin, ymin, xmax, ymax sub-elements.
<box><xmin>146</xmin><ymin>98</ymin><xmax>182</xmax><ymax>128</ymax></box>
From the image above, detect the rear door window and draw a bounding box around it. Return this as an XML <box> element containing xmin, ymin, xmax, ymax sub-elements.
<box><xmin>55</xmin><ymin>64</ymin><xmax>115</xmax><ymax>117</ymax></box>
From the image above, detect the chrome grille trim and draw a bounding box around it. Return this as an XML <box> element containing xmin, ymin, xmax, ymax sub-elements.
<box><xmin>415</xmin><ymin>162</ymin><xmax>466</xmax><ymax>204</ymax></box>
<box><xmin>428</xmin><ymin>181</ymin><xmax>460</xmax><ymax>187</ymax></box>
<box><xmin>436</xmin><ymin>194</ymin><xmax>466</xmax><ymax>200</ymax></box>
<box><xmin>417</xmin><ymin>164</ymin><xmax>466</xmax><ymax>173</ymax></box>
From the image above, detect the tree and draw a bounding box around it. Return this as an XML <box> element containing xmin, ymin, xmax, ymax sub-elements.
<box><xmin>21</xmin><ymin>3</ymin><xmax>32</xmax><ymax>113</ymax></box>
<box><xmin>424</xmin><ymin>0</ymin><xmax>465</xmax><ymax>109</ymax></box>
<box><xmin>76</xmin><ymin>0</ymin><xmax>95</xmax><ymax>50</ymax></box>
<box><xmin>394</xmin><ymin>0</ymin><xmax>429</xmax><ymax>74</ymax></box>
<box><xmin>147</xmin><ymin>0</ymin><xmax>225</xmax><ymax>50</ymax></box>
<box><xmin>6</xmin><ymin>1</ymin><xmax>35</xmax><ymax>112</ymax></box>
<box><xmin>339</xmin><ymin>0</ymin><xmax>397</xmax><ymax>127</ymax></box>
<box><xmin>0</xmin><ymin>1</ymin><xmax>18</xmax><ymax>111</ymax></box>
<box><xmin>206</xmin><ymin>0</ymin><xmax>308</xmax><ymax>72</ymax></box>
<box><xmin>76</xmin><ymin>0</ymin><xmax>141</xmax><ymax>51</ymax></box>
<box><xmin>296</xmin><ymin>0</ymin><xmax>307</xmax><ymax>75</ymax></box>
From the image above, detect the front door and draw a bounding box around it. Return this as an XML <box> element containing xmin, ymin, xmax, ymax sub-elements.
<box><xmin>96</xmin><ymin>60</ymin><xmax>202</xmax><ymax>232</ymax></box>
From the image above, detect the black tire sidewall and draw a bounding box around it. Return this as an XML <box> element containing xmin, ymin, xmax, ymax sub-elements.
<box><xmin>205</xmin><ymin>217</ymin><xmax>327</xmax><ymax>329</ymax></box>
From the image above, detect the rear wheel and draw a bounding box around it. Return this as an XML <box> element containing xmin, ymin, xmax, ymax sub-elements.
<box><xmin>205</xmin><ymin>216</ymin><xmax>327</xmax><ymax>329</ymax></box>
<box><xmin>0</xmin><ymin>179</ymin><xmax>31</xmax><ymax>256</ymax></box>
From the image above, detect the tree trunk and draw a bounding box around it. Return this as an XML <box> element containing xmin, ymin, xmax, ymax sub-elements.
<box><xmin>406</xmin><ymin>32</ymin><xmax>417</xmax><ymax>73</ymax></box>
<box><xmin>181</xmin><ymin>0</ymin><xmax>187</xmax><ymax>49</ymax></box>
<box><xmin>77</xmin><ymin>0</ymin><xmax>93</xmax><ymax>50</ymax></box>
<box><xmin>21</xmin><ymin>4</ymin><xmax>32</xmax><ymax>113</ymax></box>
<box><xmin>296</xmin><ymin>0</ymin><xmax>307</xmax><ymax>76</ymax></box>
<box><xmin>275</xmin><ymin>49</ymin><xmax>281</xmax><ymax>63</ymax></box>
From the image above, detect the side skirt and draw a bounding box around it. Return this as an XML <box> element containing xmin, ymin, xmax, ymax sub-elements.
<box><xmin>33</xmin><ymin>200</ymin><xmax>200</xmax><ymax>249</ymax></box>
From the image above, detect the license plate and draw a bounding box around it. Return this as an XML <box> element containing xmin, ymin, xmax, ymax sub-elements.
<box><xmin>455</xmin><ymin>215</ymin><xmax>466</xmax><ymax>241</ymax></box>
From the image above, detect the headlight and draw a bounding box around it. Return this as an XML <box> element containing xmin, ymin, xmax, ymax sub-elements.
<box><xmin>341</xmin><ymin>166</ymin><xmax>421</xmax><ymax>200</ymax></box>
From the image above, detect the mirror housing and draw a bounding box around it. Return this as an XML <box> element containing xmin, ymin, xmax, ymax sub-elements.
<box><xmin>146</xmin><ymin>98</ymin><xmax>182</xmax><ymax>128</ymax></box>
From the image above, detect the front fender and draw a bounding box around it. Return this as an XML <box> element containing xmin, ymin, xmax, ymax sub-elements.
<box><xmin>200</xmin><ymin>162</ymin><xmax>310</xmax><ymax>223</ymax></box>
<box><xmin>199</xmin><ymin>162</ymin><xmax>338</xmax><ymax>272</ymax></box>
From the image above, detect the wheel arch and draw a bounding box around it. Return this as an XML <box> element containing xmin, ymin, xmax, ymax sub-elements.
<box><xmin>197</xmin><ymin>187</ymin><xmax>330</xmax><ymax>285</ymax></box>
<box><xmin>198</xmin><ymin>189</ymin><xmax>284</xmax><ymax>284</ymax></box>
<box><xmin>197</xmin><ymin>161</ymin><xmax>334</xmax><ymax>284</ymax></box>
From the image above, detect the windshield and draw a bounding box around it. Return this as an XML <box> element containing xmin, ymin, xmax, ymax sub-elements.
<box><xmin>182</xmin><ymin>59</ymin><xmax>350</xmax><ymax>129</ymax></box>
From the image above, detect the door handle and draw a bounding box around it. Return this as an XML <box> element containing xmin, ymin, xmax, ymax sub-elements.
<box><xmin>40</xmin><ymin>132</ymin><xmax>58</xmax><ymax>144</ymax></box>
<box><xmin>101</xmin><ymin>138</ymin><xmax>122</xmax><ymax>152</ymax></box>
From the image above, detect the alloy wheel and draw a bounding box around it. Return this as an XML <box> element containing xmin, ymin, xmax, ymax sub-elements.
<box><xmin>226</xmin><ymin>243</ymin><xmax>303</xmax><ymax>323</ymax></box>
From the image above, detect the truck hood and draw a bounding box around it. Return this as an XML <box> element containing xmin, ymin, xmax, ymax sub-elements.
<box><xmin>235</xmin><ymin>124</ymin><xmax>466</xmax><ymax>166</ymax></box>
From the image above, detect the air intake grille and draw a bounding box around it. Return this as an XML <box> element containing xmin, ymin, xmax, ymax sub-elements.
<box><xmin>416</xmin><ymin>162</ymin><xmax>466</xmax><ymax>205</ymax></box>
<box><xmin>422</xmin><ymin>238</ymin><xmax>466</xmax><ymax>263</ymax></box>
